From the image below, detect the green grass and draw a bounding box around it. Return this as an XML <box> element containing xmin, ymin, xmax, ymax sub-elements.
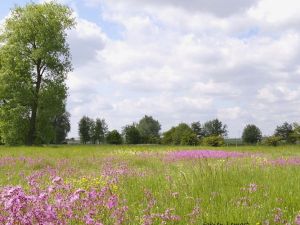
<box><xmin>0</xmin><ymin>144</ymin><xmax>300</xmax><ymax>224</ymax></box>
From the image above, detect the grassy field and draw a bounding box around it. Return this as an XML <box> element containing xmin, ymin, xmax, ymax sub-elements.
<box><xmin>1</xmin><ymin>144</ymin><xmax>300</xmax><ymax>224</ymax></box>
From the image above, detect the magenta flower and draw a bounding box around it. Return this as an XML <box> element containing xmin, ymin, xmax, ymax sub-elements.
<box><xmin>167</xmin><ymin>150</ymin><xmax>246</xmax><ymax>161</ymax></box>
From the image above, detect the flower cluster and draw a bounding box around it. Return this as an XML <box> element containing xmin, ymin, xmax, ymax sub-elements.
<box><xmin>167</xmin><ymin>150</ymin><xmax>246</xmax><ymax>161</ymax></box>
<box><xmin>0</xmin><ymin>175</ymin><xmax>127</xmax><ymax>224</ymax></box>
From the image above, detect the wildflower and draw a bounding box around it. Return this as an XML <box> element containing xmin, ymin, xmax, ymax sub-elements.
<box><xmin>52</xmin><ymin>176</ymin><xmax>62</xmax><ymax>185</ymax></box>
<box><xmin>295</xmin><ymin>213</ymin><xmax>300</xmax><ymax>225</ymax></box>
<box><xmin>107</xmin><ymin>195</ymin><xmax>118</xmax><ymax>209</ymax></box>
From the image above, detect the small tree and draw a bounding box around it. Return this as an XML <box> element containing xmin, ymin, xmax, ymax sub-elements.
<box><xmin>123</xmin><ymin>124</ymin><xmax>141</xmax><ymax>144</ymax></box>
<box><xmin>78</xmin><ymin>116</ymin><xmax>92</xmax><ymax>144</ymax></box>
<box><xmin>106</xmin><ymin>130</ymin><xmax>122</xmax><ymax>145</ymax></box>
<box><xmin>203</xmin><ymin>119</ymin><xmax>228</xmax><ymax>137</ymax></box>
<box><xmin>93</xmin><ymin>118</ymin><xmax>108</xmax><ymax>144</ymax></box>
<box><xmin>274</xmin><ymin>122</ymin><xmax>296</xmax><ymax>144</ymax></box>
<box><xmin>137</xmin><ymin>115</ymin><xmax>161</xmax><ymax>144</ymax></box>
<box><xmin>242</xmin><ymin>124</ymin><xmax>262</xmax><ymax>144</ymax></box>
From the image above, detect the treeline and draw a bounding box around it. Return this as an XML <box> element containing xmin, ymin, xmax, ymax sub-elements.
<box><xmin>77</xmin><ymin>116</ymin><xmax>229</xmax><ymax>146</ymax></box>
<box><xmin>77</xmin><ymin>116</ymin><xmax>300</xmax><ymax>147</ymax></box>
<box><xmin>78</xmin><ymin>115</ymin><xmax>161</xmax><ymax>145</ymax></box>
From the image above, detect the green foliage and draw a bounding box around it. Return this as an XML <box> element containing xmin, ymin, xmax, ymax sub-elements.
<box><xmin>263</xmin><ymin>135</ymin><xmax>282</xmax><ymax>146</ymax></box>
<box><xmin>203</xmin><ymin>119</ymin><xmax>228</xmax><ymax>137</ymax></box>
<box><xmin>123</xmin><ymin>124</ymin><xmax>141</xmax><ymax>144</ymax></box>
<box><xmin>242</xmin><ymin>124</ymin><xmax>262</xmax><ymax>144</ymax></box>
<box><xmin>78</xmin><ymin>116</ymin><xmax>92</xmax><ymax>144</ymax></box>
<box><xmin>191</xmin><ymin>121</ymin><xmax>205</xmax><ymax>139</ymax></box>
<box><xmin>292</xmin><ymin>123</ymin><xmax>300</xmax><ymax>141</ymax></box>
<box><xmin>203</xmin><ymin>135</ymin><xmax>225</xmax><ymax>147</ymax></box>
<box><xmin>0</xmin><ymin>1</ymin><xmax>75</xmax><ymax>145</ymax></box>
<box><xmin>53</xmin><ymin>111</ymin><xmax>70</xmax><ymax>144</ymax></box>
<box><xmin>106</xmin><ymin>130</ymin><xmax>122</xmax><ymax>145</ymax></box>
<box><xmin>274</xmin><ymin>122</ymin><xmax>297</xmax><ymax>144</ymax></box>
<box><xmin>137</xmin><ymin>115</ymin><xmax>161</xmax><ymax>144</ymax></box>
<box><xmin>181</xmin><ymin>132</ymin><xmax>199</xmax><ymax>146</ymax></box>
<box><xmin>162</xmin><ymin>123</ymin><xmax>199</xmax><ymax>145</ymax></box>
<box><xmin>91</xmin><ymin>119</ymin><xmax>108</xmax><ymax>144</ymax></box>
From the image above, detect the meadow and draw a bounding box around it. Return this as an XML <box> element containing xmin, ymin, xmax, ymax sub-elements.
<box><xmin>1</xmin><ymin>145</ymin><xmax>300</xmax><ymax>224</ymax></box>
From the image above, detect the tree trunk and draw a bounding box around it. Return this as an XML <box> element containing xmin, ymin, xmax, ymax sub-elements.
<box><xmin>27</xmin><ymin>62</ymin><xmax>42</xmax><ymax>145</ymax></box>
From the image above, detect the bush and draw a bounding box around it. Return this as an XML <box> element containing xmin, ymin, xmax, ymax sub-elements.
<box><xmin>162</xmin><ymin>123</ymin><xmax>199</xmax><ymax>146</ymax></box>
<box><xmin>263</xmin><ymin>136</ymin><xmax>282</xmax><ymax>146</ymax></box>
<box><xmin>181</xmin><ymin>132</ymin><xmax>199</xmax><ymax>145</ymax></box>
<box><xmin>106</xmin><ymin>130</ymin><xmax>122</xmax><ymax>145</ymax></box>
<box><xmin>203</xmin><ymin>135</ymin><xmax>225</xmax><ymax>147</ymax></box>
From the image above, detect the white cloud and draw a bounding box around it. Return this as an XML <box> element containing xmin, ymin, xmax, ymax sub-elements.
<box><xmin>3</xmin><ymin>0</ymin><xmax>300</xmax><ymax>138</ymax></box>
<box><xmin>248</xmin><ymin>0</ymin><xmax>300</xmax><ymax>25</ymax></box>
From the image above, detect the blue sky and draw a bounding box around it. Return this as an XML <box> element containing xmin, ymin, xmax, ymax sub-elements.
<box><xmin>1</xmin><ymin>0</ymin><xmax>300</xmax><ymax>138</ymax></box>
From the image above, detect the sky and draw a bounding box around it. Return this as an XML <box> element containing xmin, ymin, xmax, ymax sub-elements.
<box><xmin>1</xmin><ymin>0</ymin><xmax>300</xmax><ymax>138</ymax></box>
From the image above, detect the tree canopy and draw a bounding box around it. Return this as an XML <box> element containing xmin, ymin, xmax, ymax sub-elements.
<box><xmin>274</xmin><ymin>122</ymin><xmax>296</xmax><ymax>144</ymax></box>
<box><xmin>242</xmin><ymin>124</ymin><xmax>262</xmax><ymax>144</ymax></box>
<box><xmin>123</xmin><ymin>124</ymin><xmax>141</xmax><ymax>144</ymax></box>
<box><xmin>0</xmin><ymin>1</ymin><xmax>75</xmax><ymax>145</ymax></box>
<box><xmin>137</xmin><ymin>115</ymin><xmax>161</xmax><ymax>143</ymax></box>
<box><xmin>202</xmin><ymin>119</ymin><xmax>228</xmax><ymax>137</ymax></box>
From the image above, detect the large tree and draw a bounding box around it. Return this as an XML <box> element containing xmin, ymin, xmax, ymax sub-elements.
<box><xmin>137</xmin><ymin>115</ymin><xmax>161</xmax><ymax>143</ymax></box>
<box><xmin>0</xmin><ymin>2</ymin><xmax>75</xmax><ymax>145</ymax></box>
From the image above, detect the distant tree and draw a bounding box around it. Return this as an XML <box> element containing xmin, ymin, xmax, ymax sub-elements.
<box><xmin>137</xmin><ymin>115</ymin><xmax>161</xmax><ymax>143</ymax></box>
<box><xmin>191</xmin><ymin>121</ymin><xmax>205</xmax><ymax>139</ymax></box>
<box><xmin>53</xmin><ymin>111</ymin><xmax>71</xmax><ymax>144</ymax></box>
<box><xmin>292</xmin><ymin>123</ymin><xmax>300</xmax><ymax>141</ymax></box>
<box><xmin>92</xmin><ymin>119</ymin><xmax>108</xmax><ymax>144</ymax></box>
<box><xmin>106</xmin><ymin>130</ymin><xmax>122</xmax><ymax>145</ymax></box>
<box><xmin>274</xmin><ymin>122</ymin><xmax>296</xmax><ymax>144</ymax></box>
<box><xmin>203</xmin><ymin>119</ymin><xmax>228</xmax><ymax>137</ymax></box>
<box><xmin>162</xmin><ymin>123</ymin><xmax>198</xmax><ymax>146</ymax></box>
<box><xmin>78</xmin><ymin>116</ymin><xmax>92</xmax><ymax>144</ymax></box>
<box><xmin>123</xmin><ymin>124</ymin><xmax>141</xmax><ymax>144</ymax></box>
<box><xmin>89</xmin><ymin>119</ymin><xmax>96</xmax><ymax>144</ymax></box>
<box><xmin>242</xmin><ymin>124</ymin><xmax>262</xmax><ymax>144</ymax></box>
<box><xmin>162</xmin><ymin>127</ymin><xmax>176</xmax><ymax>145</ymax></box>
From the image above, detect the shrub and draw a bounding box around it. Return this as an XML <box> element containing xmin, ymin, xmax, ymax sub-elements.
<box><xmin>106</xmin><ymin>130</ymin><xmax>122</xmax><ymax>145</ymax></box>
<box><xmin>181</xmin><ymin>132</ymin><xmax>199</xmax><ymax>146</ymax></box>
<box><xmin>203</xmin><ymin>135</ymin><xmax>225</xmax><ymax>147</ymax></box>
<box><xmin>162</xmin><ymin>123</ymin><xmax>199</xmax><ymax>146</ymax></box>
<box><xmin>263</xmin><ymin>136</ymin><xmax>282</xmax><ymax>146</ymax></box>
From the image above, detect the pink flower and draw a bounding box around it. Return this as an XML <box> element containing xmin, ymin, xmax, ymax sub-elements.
<box><xmin>107</xmin><ymin>195</ymin><xmax>118</xmax><ymax>209</ymax></box>
<box><xmin>51</xmin><ymin>176</ymin><xmax>62</xmax><ymax>185</ymax></box>
<box><xmin>295</xmin><ymin>214</ymin><xmax>300</xmax><ymax>225</ymax></box>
